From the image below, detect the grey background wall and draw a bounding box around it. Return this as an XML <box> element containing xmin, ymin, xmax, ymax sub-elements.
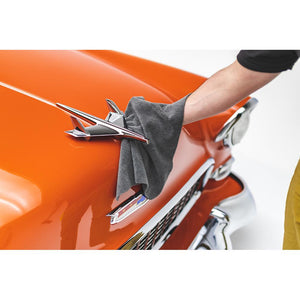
<box><xmin>123</xmin><ymin>50</ymin><xmax>300</xmax><ymax>249</ymax></box>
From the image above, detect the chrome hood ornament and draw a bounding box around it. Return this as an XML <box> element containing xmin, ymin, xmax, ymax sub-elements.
<box><xmin>56</xmin><ymin>99</ymin><xmax>149</xmax><ymax>143</ymax></box>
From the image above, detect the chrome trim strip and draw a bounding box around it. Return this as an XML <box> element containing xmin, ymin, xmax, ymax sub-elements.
<box><xmin>188</xmin><ymin>173</ymin><xmax>256</xmax><ymax>250</ymax></box>
<box><xmin>119</xmin><ymin>158</ymin><xmax>215</xmax><ymax>250</ymax></box>
<box><xmin>0</xmin><ymin>81</ymin><xmax>56</xmax><ymax>107</ymax></box>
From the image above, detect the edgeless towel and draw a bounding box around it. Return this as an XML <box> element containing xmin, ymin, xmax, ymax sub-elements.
<box><xmin>116</xmin><ymin>95</ymin><xmax>188</xmax><ymax>200</ymax></box>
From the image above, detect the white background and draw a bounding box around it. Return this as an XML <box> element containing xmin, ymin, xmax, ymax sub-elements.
<box><xmin>123</xmin><ymin>50</ymin><xmax>300</xmax><ymax>249</ymax></box>
<box><xmin>1</xmin><ymin>1</ymin><xmax>300</xmax><ymax>298</ymax></box>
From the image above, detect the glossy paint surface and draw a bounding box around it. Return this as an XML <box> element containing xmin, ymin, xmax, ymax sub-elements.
<box><xmin>0</xmin><ymin>51</ymin><xmax>249</xmax><ymax>249</ymax></box>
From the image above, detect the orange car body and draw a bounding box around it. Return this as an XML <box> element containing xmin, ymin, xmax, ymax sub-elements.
<box><xmin>0</xmin><ymin>50</ymin><xmax>251</xmax><ymax>249</ymax></box>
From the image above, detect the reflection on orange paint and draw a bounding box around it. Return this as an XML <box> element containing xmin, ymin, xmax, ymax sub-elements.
<box><xmin>0</xmin><ymin>50</ymin><xmax>250</xmax><ymax>249</ymax></box>
<box><xmin>0</xmin><ymin>169</ymin><xmax>41</xmax><ymax>226</ymax></box>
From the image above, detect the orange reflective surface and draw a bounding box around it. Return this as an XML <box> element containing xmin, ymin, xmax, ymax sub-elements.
<box><xmin>0</xmin><ymin>50</ymin><xmax>249</xmax><ymax>249</ymax></box>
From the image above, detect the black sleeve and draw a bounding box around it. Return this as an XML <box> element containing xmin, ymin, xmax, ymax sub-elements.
<box><xmin>237</xmin><ymin>50</ymin><xmax>299</xmax><ymax>73</ymax></box>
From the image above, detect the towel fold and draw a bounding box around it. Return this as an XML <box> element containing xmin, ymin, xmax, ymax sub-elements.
<box><xmin>116</xmin><ymin>95</ymin><xmax>188</xmax><ymax>200</ymax></box>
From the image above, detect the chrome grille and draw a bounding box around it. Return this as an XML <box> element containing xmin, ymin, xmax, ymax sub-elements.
<box><xmin>124</xmin><ymin>177</ymin><xmax>201</xmax><ymax>250</ymax></box>
<box><xmin>119</xmin><ymin>158</ymin><xmax>215</xmax><ymax>250</ymax></box>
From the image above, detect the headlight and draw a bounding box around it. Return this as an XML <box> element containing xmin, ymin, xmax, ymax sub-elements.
<box><xmin>215</xmin><ymin>98</ymin><xmax>258</xmax><ymax>147</ymax></box>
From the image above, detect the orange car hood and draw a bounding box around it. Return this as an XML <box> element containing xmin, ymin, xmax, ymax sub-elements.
<box><xmin>0</xmin><ymin>50</ymin><xmax>177</xmax><ymax>227</ymax></box>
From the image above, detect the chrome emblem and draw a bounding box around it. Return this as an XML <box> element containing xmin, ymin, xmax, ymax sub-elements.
<box><xmin>56</xmin><ymin>99</ymin><xmax>148</xmax><ymax>143</ymax></box>
<box><xmin>107</xmin><ymin>193</ymin><xmax>149</xmax><ymax>224</ymax></box>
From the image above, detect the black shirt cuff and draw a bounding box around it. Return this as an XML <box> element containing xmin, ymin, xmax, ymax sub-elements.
<box><xmin>237</xmin><ymin>50</ymin><xmax>299</xmax><ymax>73</ymax></box>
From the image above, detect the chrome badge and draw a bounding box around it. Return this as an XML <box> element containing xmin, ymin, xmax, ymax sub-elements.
<box><xmin>107</xmin><ymin>193</ymin><xmax>149</xmax><ymax>224</ymax></box>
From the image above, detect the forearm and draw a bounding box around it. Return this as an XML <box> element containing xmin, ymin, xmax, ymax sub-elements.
<box><xmin>183</xmin><ymin>60</ymin><xmax>280</xmax><ymax>125</ymax></box>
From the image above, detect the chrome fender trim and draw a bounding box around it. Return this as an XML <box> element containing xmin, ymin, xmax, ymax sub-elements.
<box><xmin>188</xmin><ymin>173</ymin><xmax>256</xmax><ymax>250</ymax></box>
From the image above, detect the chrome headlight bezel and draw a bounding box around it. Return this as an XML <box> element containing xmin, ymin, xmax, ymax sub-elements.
<box><xmin>215</xmin><ymin>98</ymin><xmax>258</xmax><ymax>147</ymax></box>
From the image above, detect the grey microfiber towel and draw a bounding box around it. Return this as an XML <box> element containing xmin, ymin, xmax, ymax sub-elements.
<box><xmin>116</xmin><ymin>94</ymin><xmax>188</xmax><ymax>200</ymax></box>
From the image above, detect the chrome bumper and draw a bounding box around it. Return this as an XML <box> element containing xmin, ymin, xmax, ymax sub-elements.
<box><xmin>188</xmin><ymin>173</ymin><xmax>256</xmax><ymax>250</ymax></box>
